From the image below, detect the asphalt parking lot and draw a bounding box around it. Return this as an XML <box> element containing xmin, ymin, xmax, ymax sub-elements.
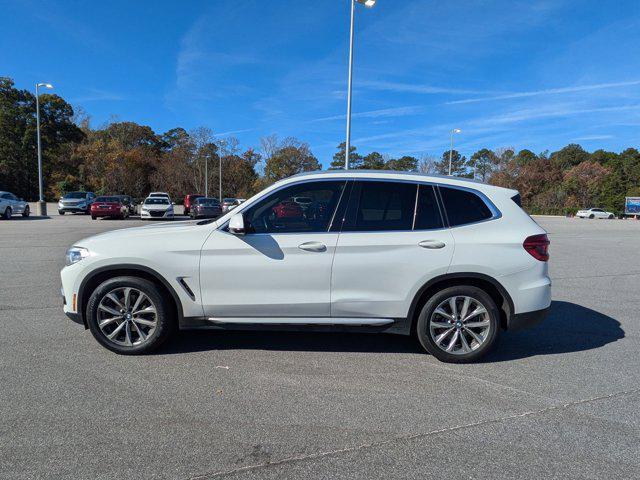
<box><xmin>1</xmin><ymin>208</ymin><xmax>639</xmax><ymax>479</ymax></box>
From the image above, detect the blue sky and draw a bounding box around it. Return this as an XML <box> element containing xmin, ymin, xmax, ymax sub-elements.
<box><xmin>3</xmin><ymin>0</ymin><xmax>640</xmax><ymax>166</ymax></box>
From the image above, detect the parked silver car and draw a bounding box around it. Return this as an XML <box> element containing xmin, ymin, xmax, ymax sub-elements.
<box><xmin>0</xmin><ymin>191</ymin><xmax>29</xmax><ymax>219</ymax></box>
<box><xmin>58</xmin><ymin>191</ymin><xmax>96</xmax><ymax>215</ymax></box>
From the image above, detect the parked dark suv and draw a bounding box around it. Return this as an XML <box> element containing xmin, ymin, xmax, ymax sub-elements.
<box><xmin>114</xmin><ymin>195</ymin><xmax>136</xmax><ymax>215</ymax></box>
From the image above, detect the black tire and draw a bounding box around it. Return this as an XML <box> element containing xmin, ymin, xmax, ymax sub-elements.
<box><xmin>609</xmin><ymin>214</ymin><xmax>614</xmax><ymax>219</ymax></box>
<box><xmin>2</xmin><ymin>207</ymin><xmax>11</xmax><ymax>219</ymax></box>
<box><xmin>91</xmin><ymin>215</ymin><xmax>97</xmax><ymax>220</ymax></box>
<box><xmin>86</xmin><ymin>276</ymin><xmax>176</xmax><ymax>354</ymax></box>
<box><xmin>22</xmin><ymin>205</ymin><xmax>30</xmax><ymax>217</ymax></box>
<box><xmin>416</xmin><ymin>285</ymin><xmax>500</xmax><ymax>363</ymax></box>
<box><xmin>589</xmin><ymin>214</ymin><xmax>595</xmax><ymax>219</ymax></box>
<box><xmin>59</xmin><ymin>210</ymin><xmax>65</xmax><ymax>215</ymax></box>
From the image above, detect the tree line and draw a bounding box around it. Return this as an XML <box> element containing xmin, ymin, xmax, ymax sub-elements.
<box><xmin>1</xmin><ymin>77</ymin><xmax>638</xmax><ymax>213</ymax></box>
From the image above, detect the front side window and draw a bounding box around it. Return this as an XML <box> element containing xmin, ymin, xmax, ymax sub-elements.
<box><xmin>243</xmin><ymin>181</ymin><xmax>346</xmax><ymax>234</ymax></box>
<box><xmin>343</xmin><ymin>181</ymin><xmax>417</xmax><ymax>232</ymax></box>
<box><xmin>439</xmin><ymin>186</ymin><xmax>493</xmax><ymax>227</ymax></box>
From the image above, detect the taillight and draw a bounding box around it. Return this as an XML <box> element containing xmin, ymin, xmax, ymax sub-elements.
<box><xmin>523</xmin><ymin>234</ymin><xmax>550</xmax><ymax>261</ymax></box>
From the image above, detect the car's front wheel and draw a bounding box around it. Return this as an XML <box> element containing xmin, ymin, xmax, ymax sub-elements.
<box><xmin>86</xmin><ymin>276</ymin><xmax>176</xmax><ymax>354</ymax></box>
<box><xmin>2</xmin><ymin>207</ymin><xmax>12</xmax><ymax>219</ymax></box>
<box><xmin>416</xmin><ymin>286</ymin><xmax>500</xmax><ymax>363</ymax></box>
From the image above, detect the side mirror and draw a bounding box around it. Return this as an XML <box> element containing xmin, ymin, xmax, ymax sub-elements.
<box><xmin>229</xmin><ymin>213</ymin><xmax>245</xmax><ymax>235</ymax></box>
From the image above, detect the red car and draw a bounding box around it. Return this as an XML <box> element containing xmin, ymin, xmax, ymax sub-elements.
<box><xmin>90</xmin><ymin>196</ymin><xmax>129</xmax><ymax>220</ymax></box>
<box><xmin>272</xmin><ymin>200</ymin><xmax>304</xmax><ymax>219</ymax></box>
<box><xmin>184</xmin><ymin>194</ymin><xmax>204</xmax><ymax>215</ymax></box>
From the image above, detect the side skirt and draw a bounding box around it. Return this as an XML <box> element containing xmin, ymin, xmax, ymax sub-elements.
<box><xmin>180</xmin><ymin>317</ymin><xmax>411</xmax><ymax>335</ymax></box>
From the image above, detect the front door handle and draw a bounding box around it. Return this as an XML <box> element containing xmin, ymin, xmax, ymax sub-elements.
<box><xmin>298</xmin><ymin>241</ymin><xmax>327</xmax><ymax>252</ymax></box>
<box><xmin>418</xmin><ymin>240</ymin><xmax>446</xmax><ymax>249</ymax></box>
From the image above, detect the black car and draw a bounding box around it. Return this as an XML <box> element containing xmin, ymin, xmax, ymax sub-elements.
<box><xmin>114</xmin><ymin>195</ymin><xmax>136</xmax><ymax>215</ymax></box>
<box><xmin>190</xmin><ymin>197</ymin><xmax>222</xmax><ymax>219</ymax></box>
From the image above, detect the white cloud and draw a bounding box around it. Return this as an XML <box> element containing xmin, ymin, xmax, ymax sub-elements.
<box><xmin>447</xmin><ymin>80</ymin><xmax>640</xmax><ymax>105</ymax></box>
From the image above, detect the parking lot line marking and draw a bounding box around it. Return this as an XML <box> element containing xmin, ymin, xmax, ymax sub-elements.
<box><xmin>188</xmin><ymin>387</ymin><xmax>640</xmax><ymax>479</ymax></box>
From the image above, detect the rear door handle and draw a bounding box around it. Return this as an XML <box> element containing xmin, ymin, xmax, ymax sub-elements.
<box><xmin>418</xmin><ymin>240</ymin><xmax>446</xmax><ymax>249</ymax></box>
<box><xmin>298</xmin><ymin>241</ymin><xmax>327</xmax><ymax>252</ymax></box>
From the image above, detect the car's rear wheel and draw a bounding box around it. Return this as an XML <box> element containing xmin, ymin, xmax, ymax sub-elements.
<box><xmin>86</xmin><ymin>276</ymin><xmax>176</xmax><ymax>354</ymax></box>
<box><xmin>589</xmin><ymin>214</ymin><xmax>595</xmax><ymax>219</ymax></box>
<box><xmin>416</xmin><ymin>286</ymin><xmax>499</xmax><ymax>363</ymax></box>
<box><xmin>22</xmin><ymin>205</ymin><xmax>30</xmax><ymax>217</ymax></box>
<box><xmin>2</xmin><ymin>207</ymin><xmax>12</xmax><ymax>219</ymax></box>
<box><xmin>609</xmin><ymin>214</ymin><xmax>614</xmax><ymax>219</ymax></box>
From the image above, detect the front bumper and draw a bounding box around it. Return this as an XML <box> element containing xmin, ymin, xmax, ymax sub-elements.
<box><xmin>59</xmin><ymin>206</ymin><xmax>89</xmax><ymax>213</ymax></box>
<box><xmin>508</xmin><ymin>306</ymin><xmax>549</xmax><ymax>331</ymax></box>
<box><xmin>141</xmin><ymin>210</ymin><xmax>174</xmax><ymax>219</ymax></box>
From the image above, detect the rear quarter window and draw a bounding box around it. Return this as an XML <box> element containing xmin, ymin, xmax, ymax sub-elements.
<box><xmin>439</xmin><ymin>186</ymin><xmax>493</xmax><ymax>227</ymax></box>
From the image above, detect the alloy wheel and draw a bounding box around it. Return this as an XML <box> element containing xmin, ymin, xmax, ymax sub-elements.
<box><xmin>97</xmin><ymin>287</ymin><xmax>158</xmax><ymax>347</ymax></box>
<box><xmin>429</xmin><ymin>295</ymin><xmax>491</xmax><ymax>355</ymax></box>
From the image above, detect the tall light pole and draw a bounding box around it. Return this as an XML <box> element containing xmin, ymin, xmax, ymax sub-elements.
<box><xmin>204</xmin><ymin>155</ymin><xmax>208</xmax><ymax>197</ymax></box>
<box><xmin>344</xmin><ymin>0</ymin><xmax>376</xmax><ymax>170</ymax></box>
<box><xmin>219</xmin><ymin>155</ymin><xmax>222</xmax><ymax>203</ymax></box>
<box><xmin>448</xmin><ymin>128</ymin><xmax>461</xmax><ymax>176</ymax></box>
<box><xmin>36</xmin><ymin>82</ymin><xmax>54</xmax><ymax>216</ymax></box>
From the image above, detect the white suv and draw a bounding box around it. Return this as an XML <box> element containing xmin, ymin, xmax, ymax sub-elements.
<box><xmin>61</xmin><ymin>171</ymin><xmax>551</xmax><ymax>363</ymax></box>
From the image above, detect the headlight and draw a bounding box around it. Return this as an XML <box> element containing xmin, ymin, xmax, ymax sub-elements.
<box><xmin>65</xmin><ymin>247</ymin><xmax>89</xmax><ymax>266</ymax></box>
<box><xmin>141</xmin><ymin>207</ymin><xmax>149</xmax><ymax>212</ymax></box>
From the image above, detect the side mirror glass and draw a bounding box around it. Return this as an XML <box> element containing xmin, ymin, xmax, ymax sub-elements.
<box><xmin>229</xmin><ymin>213</ymin><xmax>245</xmax><ymax>235</ymax></box>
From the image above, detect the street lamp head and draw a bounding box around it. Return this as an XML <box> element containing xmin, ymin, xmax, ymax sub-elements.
<box><xmin>453</xmin><ymin>128</ymin><xmax>461</xmax><ymax>134</ymax></box>
<box><xmin>357</xmin><ymin>0</ymin><xmax>377</xmax><ymax>7</ymax></box>
<box><xmin>37</xmin><ymin>83</ymin><xmax>54</xmax><ymax>89</ymax></box>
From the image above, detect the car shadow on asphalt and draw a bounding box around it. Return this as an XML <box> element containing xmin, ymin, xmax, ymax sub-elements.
<box><xmin>5</xmin><ymin>216</ymin><xmax>51</xmax><ymax>220</ymax></box>
<box><xmin>161</xmin><ymin>329</ymin><xmax>422</xmax><ymax>355</ymax></box>
<box><xmin>158</xmin><ymin>300</ymin><xmax>624</xmax><ymax>359</ymax></box>
<box><xmin>484</xmin><ymin>300</ymin><xmax>624</xmax><ymax>362</ymax></box>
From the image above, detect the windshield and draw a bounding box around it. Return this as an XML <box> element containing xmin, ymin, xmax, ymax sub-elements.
<box><xmin>145</xmin><ymin>198</ymin><xmax>169</xmax><ymax>205</ymax></box>
<box><xmin>95</xmin><ymin>197</ymin><xmax>120</xmax><ymax>203</ymax></box>
<box><xmin>150</xmin><ymin>193</ymin><xmax>169</xmax><ymax>198</ymax></box>
<box><xmin>197</xmin><ymin>198</ymin><xmax>220</xmax><ymax>206</ymax></box>
<box><xmin>223</xmin><ymin>198</ymin><xmax>236</xmax><ymax>203</ymax></box>
<box><xmin>63</xmin><ymin>192</ymin><xmax>87</xmax><ymax>199</ymax></box>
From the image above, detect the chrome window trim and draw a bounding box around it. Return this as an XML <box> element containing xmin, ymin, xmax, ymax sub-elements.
<box><xmin>216</xmin><ymin>176</ymin><xmax>501</xmax><ymax>233</ymax></box>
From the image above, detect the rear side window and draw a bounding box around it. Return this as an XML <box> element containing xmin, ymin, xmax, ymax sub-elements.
<box><xmin>343</xmin><ymin>181</ymin><xmax>416</xmax><ymax>232</ymax></box>
<box><xmin>414</xmin><ymin>185</ymin><xmax>444</xmax><ymax>230</ymax></box>
<box><xmin>439</xmin><ymin>186</ymin><xmax>493</xmax><ymax>226</ymax></box>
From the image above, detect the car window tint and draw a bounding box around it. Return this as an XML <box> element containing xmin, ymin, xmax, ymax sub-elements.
<box><xmin>440</xmin><ymin>186</ymin><xmax>493</xmax><ymax>226</ymax></box>
<box><xmin>343</xmin><ymin>181</ymin><xmax>416</xmax><ymax>232</ymax></box>
<box><xmin>414</xmin><ymin>185</ymin><xmax>443</xmax><ymax>230</ymax></box>
<box><xmin>243</xmin><ymin>181</ymin><xmax>346</xmax><ymax>234</ymax></box>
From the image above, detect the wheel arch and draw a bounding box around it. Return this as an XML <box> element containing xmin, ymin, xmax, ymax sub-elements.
<box><xmin>407</xmin><ymin>273</ymin><xmax>514</xmax><ymax>333</ymax></box>
<box><xmin>77</xmin><ymin>264</ymin><xmax>184</xmax><ymax>329</ymax></box>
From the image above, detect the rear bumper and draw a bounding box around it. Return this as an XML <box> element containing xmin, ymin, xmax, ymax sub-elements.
<box><xmin>91</xmin><ymin>210</ymin><xmax>120</xmax><ymax>217</ymax></box>
<box><xmin>508</xmin><ymin>306</ymin><xmax>549</xmax><ymax>331</ymax></box>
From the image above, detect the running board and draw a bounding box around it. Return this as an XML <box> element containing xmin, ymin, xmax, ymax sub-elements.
<box><xmin>207</xmin><ymin>317</ymin><xmax>394</xmax><ymax>326</ymax></box>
